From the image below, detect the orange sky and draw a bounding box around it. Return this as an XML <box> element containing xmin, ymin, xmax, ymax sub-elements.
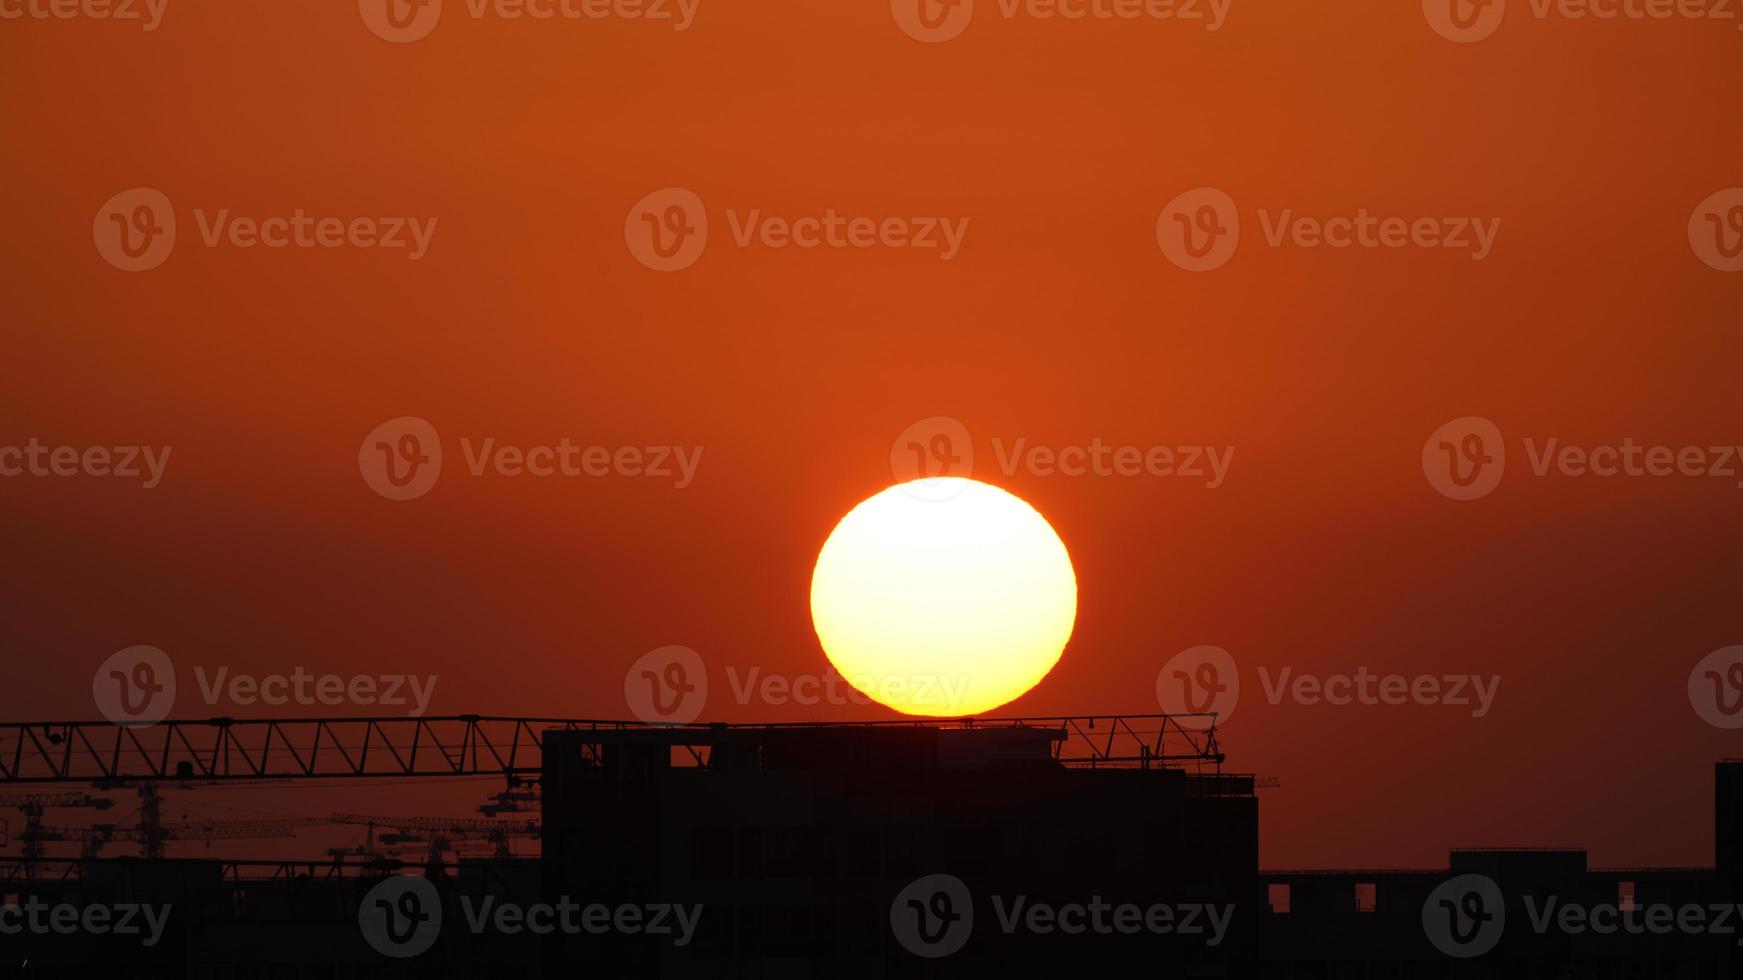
<box><xmin>3</xmin><ymin>0</ymin><xmax>1742</xmax><ymax>869</ymax></box>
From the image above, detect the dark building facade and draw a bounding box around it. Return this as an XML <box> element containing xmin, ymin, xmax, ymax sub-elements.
<box><xmin>540</xmin><ymin>720</ymin><xmax>1256</xmax><ymax>976</ymax></box>
<box><xmin>1239</xmin><ymin>762</ymin><xmax>1743</xmax><ymax>977</ymax></box>
<box><xmin>1255</xmin><ymin>851</ymin><xmax>1739</xmax><ymax>977</ymax></box>
<box><xmin>3</xmin><ymin>728</ymin><xmax>1741</xmax><ymax>976</ymax></box>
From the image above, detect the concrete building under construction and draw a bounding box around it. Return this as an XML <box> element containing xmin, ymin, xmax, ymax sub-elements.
<box><xmin>539</xmin><ymin>716</ymin><xmax>1251</xmax><ymax>975</ymax></box>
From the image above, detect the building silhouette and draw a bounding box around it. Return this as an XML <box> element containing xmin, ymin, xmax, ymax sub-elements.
<box><xmin>540</xmin><ymin>719</ymin><xmax>1252</xmax><ymax>975</ymax></box>
<box><xmin>0</xmin><ymin>719</ymin><xmax>1737</xmax><ymax>976</ymax></box>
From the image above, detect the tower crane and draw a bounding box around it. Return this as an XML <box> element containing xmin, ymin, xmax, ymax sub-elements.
<box><xmin>0</xmin><ymin>793</ymin><xmax>115</xmax><ymax>872</ymax></box>
<box><xmin>327</xmin><ymin>812</ymin><xmax>540</xmax><ymax>866</ymax></box>
<box><xmin>29</xmin><ymin>819</ymin><xmax>310</xmax><ymax>860</ymax></box>
<box><xmin>478</xmin><ymin>776</ymin><xmax>540</xmax><ymax>817</ymax></box>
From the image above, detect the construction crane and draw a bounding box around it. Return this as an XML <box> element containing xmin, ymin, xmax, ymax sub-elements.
<box><xmin>85</xmin><ymin>780</ymin><xmax>307</xmax><ymax>858</ymax></box>
<box><xmin>478</xmin><ymin>777</ymin><xmax>540</xmax><ymax>817</ymax></box>
<box><xmin>0</xmin><ymin>714</ymin><xmax>1222</xmax><ymax>783</ymax></box>
<box><xmin>328</xmin><ymin>812</ymin><xmax>540</xmax><ymax>865</ymax></box>
<box><xmin>0</xmin><ymin>714</ymin><xmax>1224</xmax><ymax>877</ymax></box>
<box><xmin>325</xmin><ymin>830</ymin><xmax>461</xmax><ymax>875</ymax></box>
<box><xmin>0</xmin><ymin>717</ymin><xmax>584</xmax><ymax>783</ymax></box>
<box><xmin>0</xmin><ymin>793</ymin><xmax>115</xmax><ymax>872</ymax></box>
<box><xmin>30</xmin><ymin>819</ymin><xmax>307</xmax><ymax>860</ymax></box>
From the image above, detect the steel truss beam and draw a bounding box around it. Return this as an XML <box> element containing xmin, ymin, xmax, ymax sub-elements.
<box><xmin>0</xmin><ymin>713</ymin><xmax>1222</xmax><ymax>783</ymax></box>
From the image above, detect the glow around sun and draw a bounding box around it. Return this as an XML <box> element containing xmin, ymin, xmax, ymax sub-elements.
<box><xmin>809</xmin><ymin>478</ymin><xmax>1078</xmax><ymax>717</ymax></box>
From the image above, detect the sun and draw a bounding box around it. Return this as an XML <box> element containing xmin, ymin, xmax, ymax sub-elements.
<box><xmin>809</xmin><ymin>478</ymin><xmax>1078</xmax><ymax>717</ymax></box>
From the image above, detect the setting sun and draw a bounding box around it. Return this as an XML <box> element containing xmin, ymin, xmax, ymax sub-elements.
<box><xmin>809</xmin><ymin>479</ymin><xmax>1078</xmax><ymax>717</ymax></box>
